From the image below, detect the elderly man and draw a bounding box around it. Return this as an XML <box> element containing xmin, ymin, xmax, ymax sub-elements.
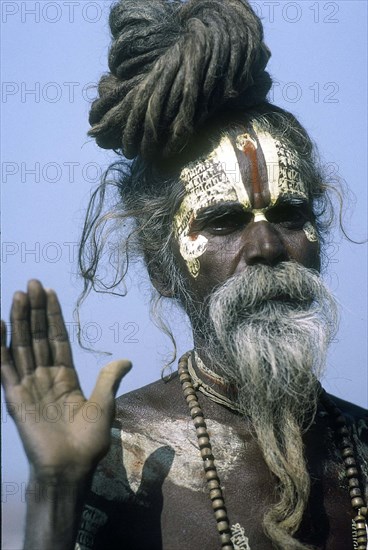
<box><xmin>1</xmin><ymin>1</ymin><xmax>367</xmax><ymax>549</ymax></box>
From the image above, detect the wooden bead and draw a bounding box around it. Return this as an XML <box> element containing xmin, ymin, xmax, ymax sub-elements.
<box><xmin>346</xmin><ymin>467</ymin><xmax>359</xmax><ymax>478</ymax></box>
<box><xmin>201</xmin><ymin>447</ymin><xmax>213</xmax><ymax>459</ymax></box>
<box><xmin>183</xmin><ymin>386</ymin><xmax>196</xmax><ymax>397</ymax></box>
<box><xmin>196</xmin><ymin>426</ymin><xmax>208</xmax><ymax>437</ymax></box>
<box><xmin>341</xmin><ymin>447</ymin><xmax>354</xmax><ymax>458</ymax></box>
<box><xmin>360</xmin><ymin>507</ymin><xmax>367</xmax><ymax>517</ymax></box>
<box><xmin>215</xmin><ymin>509</ymin><xmax>228</xmax><ymax>521</ymax></box>
<box><xmin>180</xmin><ymin>374</ymin><xmax>191</xmax><ymax>384</ymax></box>
<box><xmin>207</xmin><ymin>479</ymin><xmax>220</xmax><ymax>490</ymax></box>
<box><xmin>348</xmin><ymin>478</ymin><xmax>360</xmax><ymax>488</ymax></box>
<box><xmin>193</xmin><ymin>416</ymin><xmax>206</xmax><ymax>428</ymax></box>
<box><xmin>212</xmin><ymin>498</ymin><xmax>225</xmax><ymax>510</ymax></box>
<box><xmin>210</xmin><ymin>488</ymin><xmax>223</xmax><ymax>500</ymax></box>
<box><xmin>205</xmin><ymin>469</ymin><xmax>219</xmax><ymax>481</ymax></box>
<box><xmin>191</xmin><ymin>406</ymin><xmax>203</xmax><ymax>418</ymax></box>
<box><xmin>203</xmin><ymin>459</ymin><xmax>216</xmax><ymax>471</ymax></box>
<box><xmin>181</xmin><ymin>380</ymin><xmax>193</xmax><ymax>390</ymax></box>
<box><xmin>352</xmin><ymin>497</ymin><xmax>365</xmax><ymax>508</ymax></box>
<box><xmin>350</xmin><ymin>487</ymin><xmax>362</xmax><ymax>498</ymax></box>
<box><xmin>217</xmin><ymin>521</ymin><xmax>230</xmax><ymax>534</ymax></box>
<box><xmin>220</xmin><ymin>532</ymin><xmax>232</xmax><ymax>544</ymax></box>
<box><xmin>198</xmin><ymin>436</ymin><xmax>211</xmax><ymax>449</ymax></box>
<box><xmin>356</xmin><ymin>524</ymin><xmax>367</xmax><ymax>532</ymax></box>
<box><xmin>344</xmin><ymin>456</ymin><xmax>356</xmax><ymax>467</ymax></box>
<box><xmin>188</xmin><ymin>399</ymin><xmax>199</xmax><ymax>409</ymax></box>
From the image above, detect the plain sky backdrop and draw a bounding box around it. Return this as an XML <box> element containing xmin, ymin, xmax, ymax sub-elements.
<box><xmin>1</xmin><ymin>1</ymin><xmax>367</xmax><ymax>548</ymax></box>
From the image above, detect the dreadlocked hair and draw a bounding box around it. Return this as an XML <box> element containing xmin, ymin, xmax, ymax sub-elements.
<box><xmin>88</xmin><ymin>0</ymin><xmax>272</xmax><ymax>159</ymax></box>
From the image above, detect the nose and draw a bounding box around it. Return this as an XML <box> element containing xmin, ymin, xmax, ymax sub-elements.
<box><xmin>242</xmin><ymin>221</ymin><xmax>288</xmax><ymax>266</ymax></box>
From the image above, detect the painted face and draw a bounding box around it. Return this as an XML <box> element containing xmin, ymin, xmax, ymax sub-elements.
<box><xmin>173</xmin><ymin>123</ymin><xmax>318</xmax><ymax>278</ymax></box>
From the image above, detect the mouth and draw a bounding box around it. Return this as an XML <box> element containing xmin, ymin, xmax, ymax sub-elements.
<box><xmin>266</xmin><ymin>294</ymin><xmax>313</xmax><ymax>309</ymax></box>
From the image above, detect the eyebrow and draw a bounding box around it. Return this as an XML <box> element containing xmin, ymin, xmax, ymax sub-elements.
<box><xmin>274</xmin><ymin>195</ymin><xmax>309</xmax><ymax>207</ymax></box>
<box><xmin>194</xmin><ymin>202</ymin><xmax>244</xmax><ymax>223</ymax></box>
<box><xmin>195</xmin><ymin>196</ymin><xmax>309</xmax><ymax>219</ymax></box>
<box><xmin>189</xmin><ymin>196</ymin><xmax>311</xmax><ymax>231</ymax></box>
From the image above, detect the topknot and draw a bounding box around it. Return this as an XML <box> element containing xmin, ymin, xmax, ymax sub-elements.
<box><xmin>88</xmin><ymin>0</ymin><xmax>272</xmax><ymax>160</ymax></box>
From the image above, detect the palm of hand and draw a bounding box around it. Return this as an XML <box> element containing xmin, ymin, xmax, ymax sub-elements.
<box><xmin>1</xmin><ymin>280</ymin><xmax>131</xmax><ymax>480</ymax></box>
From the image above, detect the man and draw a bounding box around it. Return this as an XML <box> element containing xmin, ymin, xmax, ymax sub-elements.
<box><xmin>1</xmin><ymin>1</ymin><xmax>367</xmax><ymax>549</ymax></box>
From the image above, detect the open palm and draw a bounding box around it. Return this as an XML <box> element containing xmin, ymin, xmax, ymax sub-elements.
<box><xmin>1</xmin><ymin>280</ymin><xmax>131</xmax><ymax>480</ymax></box>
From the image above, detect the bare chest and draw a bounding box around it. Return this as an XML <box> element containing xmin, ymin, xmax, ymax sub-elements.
<box><xmin>90</xmin><ymin>417</ymin><xmax>361</xmax><ymax>549</ymax></box>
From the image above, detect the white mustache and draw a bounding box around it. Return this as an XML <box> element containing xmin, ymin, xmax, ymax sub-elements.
<box><xmin>209</xmin><ymin>261</ymin><xmax>323</xmax><ymax>311</ymax></box>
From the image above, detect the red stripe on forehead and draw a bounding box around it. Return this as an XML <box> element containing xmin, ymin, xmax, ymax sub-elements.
<box><xmin>230</xmin><ymin>130</ymin><xmax>271</xmax><ymax>209</ymax></box>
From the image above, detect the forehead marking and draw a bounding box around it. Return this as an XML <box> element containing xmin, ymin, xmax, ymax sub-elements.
<box><xmin>174</xmin><ymin>136</ymin><xmax>252</xmax><ymax>277</ymax></box>
<box><xmin>253</xmin><ymin>129</ymin><xmax>281</xmax><ymax>203</ymax></box>
<box><xmin>235</xmin><ymin>131</ymin><xmax>271</xmax><ymax>209</ymax></box>
<box><xmin>174</xmin><ymin>127</ymin><xmax>309</xmax><ymax>277</ymax></box>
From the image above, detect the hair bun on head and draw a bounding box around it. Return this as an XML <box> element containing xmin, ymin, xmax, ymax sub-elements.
<box><xmin>88</xmin><ymin>0</ymin><xmax>272</xmax><ymax>160</ymax></box>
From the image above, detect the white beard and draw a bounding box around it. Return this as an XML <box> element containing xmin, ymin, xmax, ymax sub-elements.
<box><xmin>203</xmin><ymin>261</ymin><xmax>338</xmax><ymax>422</ymax></box>
<box><xmin>195</xmin><ymin>261</ymin><xmax>339</xmax><ymax>548</ymax></box>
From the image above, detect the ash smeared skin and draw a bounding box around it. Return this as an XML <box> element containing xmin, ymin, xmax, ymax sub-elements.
<box><xmin>303</xmin><ymin>221</ymin><xmax>319</xmax><ymax>242</ymax></box>
<box><xmin>174</xmin><ymin>124</ymin><xmax>317</xmax><ymax>277</ymax></box>
<box><xmin>91</xmin><ymin>420</ymin><xmax>245</xmax><ymax>501</ymax></box>
<box><xmin>174</xmin><ymin>136</ymin><xmax>251</xmax><ymax>277</ymax></box>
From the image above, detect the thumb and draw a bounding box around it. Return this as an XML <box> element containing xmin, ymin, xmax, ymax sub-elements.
<box><xmin>89</xmin><ymin>359</ymin><xmax>132</xmax><ymax>412</ymax></box>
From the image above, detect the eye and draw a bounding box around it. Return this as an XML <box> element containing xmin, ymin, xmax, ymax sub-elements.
<box><xmin>202</xmin><ymin>211</ymin><xmax>252</xmax><ymax>235</ymax></box>
<box><xmin>266</xmin><ymin>204</ymin><xmax>309</xmax><ymax>229</ymax></box>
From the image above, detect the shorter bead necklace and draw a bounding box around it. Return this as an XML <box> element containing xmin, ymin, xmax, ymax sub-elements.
<box><xmin>178</xmin><ymin>351</ymin><xmax>367</xmax><ymax>550</ymax></box>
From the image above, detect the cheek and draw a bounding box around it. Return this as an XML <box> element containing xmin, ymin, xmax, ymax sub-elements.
<box><xmin>285</xmin><ymin>232</ymin><xmax>320</xmax><ymax>270</ymax></box>
<box><xmin>192</xmin><ymin>238</ymin><xmax>241</xmax><ymax>290</ymax></box>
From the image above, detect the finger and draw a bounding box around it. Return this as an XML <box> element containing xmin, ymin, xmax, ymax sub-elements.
<box><xmin>1</xmin><ymin>320</ymin><xmax>20</xmax><ymax>388</ymax></box>
<box><xmin>10</xmin><ymin>291</ymin><xmax>36</xmax><ymax>377</ymax></box>
<box><xmin>46</xmin><ymin>289</ymin><xmax>73</xmax><ymax>367</ymax></box>
<box><xmin>90</xmin><ymin>360</ymin><xmax>132</xmax><ymax>415</ymax></box>
<box><xmin>28</xmin><ymin>280</ymin><xmax>52</xmax><ymax>367</ymax></box>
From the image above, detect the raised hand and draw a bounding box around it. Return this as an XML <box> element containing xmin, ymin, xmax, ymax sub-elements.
<box><xmin>1</xmin><ymin>280</ymin><xmax>131</xmax><ymax>481</ymax></box>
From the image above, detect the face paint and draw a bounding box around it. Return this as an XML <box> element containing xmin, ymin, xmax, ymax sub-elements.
<box><xmin>236</xmin><ymin>122</ymin><xmax>308</xmax><ymax>206</ymax></box>
<box><xmin>174</xmin><ymin>137</ymin><xmax>251</xmax><ymax>277</ymax></box>
<box><xmin>303</xmin><ymin>221</ymin><xmax>319</xmax><ymax>242</ymax></box>
<box><xmin>174</xmin><ymin>123</ymin><xmax>312</xmax><ymax>276</ymax></box>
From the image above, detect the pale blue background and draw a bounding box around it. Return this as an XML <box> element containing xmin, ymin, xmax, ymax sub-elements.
<box><xmin>1</xmin><ymin>1</ymin><xmax>367</xmax><ymax>548</ymax></box>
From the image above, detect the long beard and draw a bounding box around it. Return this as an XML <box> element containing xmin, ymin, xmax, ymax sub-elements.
<box><xmin>192</xmin><ymin>261</ymin><xmax>339</xmax><ymax>549</ymax></box>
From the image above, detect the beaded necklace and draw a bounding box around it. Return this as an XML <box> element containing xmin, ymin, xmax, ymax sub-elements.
<box><xmin>178</xmin><ymin>351</ymin><xmax>368</xmax><ymax>550</ymax></box>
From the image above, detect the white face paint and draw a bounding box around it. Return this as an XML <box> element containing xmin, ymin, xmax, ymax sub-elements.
<box><xmin>173</xmin><ymin>136</ymin><xmax>251</xmax><ymax>277</ymax></box>
<box><xmin>303</xmin><ymin>221</ymin><xmax>319</xmax><ymax>242</ymax></box>
<box><xmin>249</xmin><ymin>123</ymin><xmax>308</xmax><ymax>204</ymax></box>
<box><xmin>174</xmin><ymin>124</ymin><xmax>316</xmax><ymax>277</ymax></box>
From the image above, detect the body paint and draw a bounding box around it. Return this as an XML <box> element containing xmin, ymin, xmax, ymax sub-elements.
<box><xmin>174</xmin><ymin>123</ymin><xmax>316</xmax><ymax>276</ymax></box>
<box><xmin>303</xmin><ymin>221</ymin><xmax>319</xmax><ymax>242</ymax></box>
<box><xmin>174</xmin><ymin>137</ymin><xmax>251</xmax><ymax>277</ymax></box>
<box><xmin>91</xmin><ymin>421</ymin><xmax>244</xmax><ymax>498</ymax></box>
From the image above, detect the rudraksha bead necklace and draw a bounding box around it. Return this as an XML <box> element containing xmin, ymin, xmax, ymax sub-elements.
<box><xmin>178</xmin><ymin>351</ymin><xmax>367</xmax><ymax>550</ymax></box>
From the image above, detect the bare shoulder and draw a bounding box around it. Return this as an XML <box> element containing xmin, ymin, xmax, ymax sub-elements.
<box><xmin>114</xmin><ymin>371</ymin><xmax>187</xmax><ymax>428</ymax></box>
